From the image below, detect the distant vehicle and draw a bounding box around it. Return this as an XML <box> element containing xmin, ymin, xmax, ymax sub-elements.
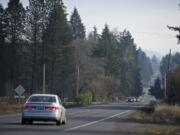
<box><xmin>150</xmin><ymin>97</ymin><xmax>157</xmax><ymax>106</ymax></box>
<box><xmin>21</xmin><ymin>94</ymin><xmax>66</xmax><ymax>125</ymax></box>
<box><xmin>126</xmin><ymin>97</ymin><xmax>137</xmax><ymax>102</ymax></box>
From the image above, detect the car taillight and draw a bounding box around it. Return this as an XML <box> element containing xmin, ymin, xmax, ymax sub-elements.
<box><xmin>23</xmin><ymin>106</ymin><xmax>33</xmax><ymax>109</ymax></box>
<box><xmin>46</xmin><ymin>106</ymin><xmax>59</xmax><ymax>111</ymax></box>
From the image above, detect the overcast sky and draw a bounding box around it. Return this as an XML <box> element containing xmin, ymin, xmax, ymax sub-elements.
<box><xmin>1</xmin><ymin>0</ymin><xmax>180</xmax><ymax>56</ymax></box>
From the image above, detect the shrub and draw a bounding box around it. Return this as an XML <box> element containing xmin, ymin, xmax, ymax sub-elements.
<box><xmin>153</xmin><ymin>104</ymin><xmax>180</xmax><ymax>124</ymax></box>
<box><xmin>90</xmin><ymin>75</ymin><xmax>120</xmax><ymax>102</ymax></box>
<box><xmin>75</xmin><ymin>90</ymin><xmax>93</xmax><ymax>105</ymax></box>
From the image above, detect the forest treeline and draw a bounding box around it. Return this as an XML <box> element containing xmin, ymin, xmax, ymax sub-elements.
<box><xmin>149</xmin><ymin>9</ymin><xmax>180</xmax><ymax>103</ymax></box>
<box><xmin>159</xmin><ymin>52</ymin><xmax>180</xmax><ymax>104</ymax></box>
<box><xmin>0</xmin><ymin>0</ymin><xmax>153</xmax><ymax>101</ymax></box>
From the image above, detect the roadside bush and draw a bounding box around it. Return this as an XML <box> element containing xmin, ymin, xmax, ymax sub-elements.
<box><xmin>75</xmin><ymin>90</ymin><xmax>93</xmax><ymax>105</ymax></box>
<box><xmin>90</xmin><ymin>75</ymin><xmax>120</xmax><ymax>102</ymax></box>
<box><xmin>153</xmin><ymin>104</ymin><xmax>180</xmax><ymax>124</ymax></box>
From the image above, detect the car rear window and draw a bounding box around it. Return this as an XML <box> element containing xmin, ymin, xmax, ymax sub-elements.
<box><xmin>28</xmin><ymin>96</ymin><xmax>56</xmax><ymax>103</ymax></box>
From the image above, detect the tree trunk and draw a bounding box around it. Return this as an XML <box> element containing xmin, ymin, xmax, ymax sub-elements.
<box><xmin>31</xmin><ymin>27</ymin><xmax>37</xmax><ymax>94</ymax></box>
<box><xmin>76</xmin><ymin>65</ymin><xmax>80</xmax><ymax>97</ymax></box>
<box><xmin>9</xmin><ymin>39</ymin><xmax>16</xmax><ymax>102</ymax></box>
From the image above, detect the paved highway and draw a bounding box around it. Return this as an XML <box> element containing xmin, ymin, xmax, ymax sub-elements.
<box><xmin>0</xmin><ymin>98</ymin><xmax>151</xmax><ymax>135</ymax></box>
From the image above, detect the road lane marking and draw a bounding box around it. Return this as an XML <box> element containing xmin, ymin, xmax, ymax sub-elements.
<box><xmin>117</xmin><ymin>110</ymin><xmax>133</xmax><ymax>118</ymax></box>
<box><xmin>62</xmin><ymin>110</ymin><xmax>130</xmax><ymax>132</ymax></box>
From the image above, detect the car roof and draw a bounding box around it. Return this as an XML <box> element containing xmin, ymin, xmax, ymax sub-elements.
<box><xmin>31</xmin><ymin>94</ymin><xmax>58</xmax><ymax>97</ymax></box>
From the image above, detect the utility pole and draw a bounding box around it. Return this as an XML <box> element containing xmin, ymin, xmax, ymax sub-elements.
<box><xmin>76</xmin><ymin>65</ymin><xmax>80</xmax><ymax>97</ymax></box>
<box><xmin>164</xmin><ymin>49</ymin><xmax>171</xmax><ymax>99</ymax></box>
<box><xmin>42</xmin><ymin>64</ymin><xmax>46</xmax><ymax>94</ymax></box>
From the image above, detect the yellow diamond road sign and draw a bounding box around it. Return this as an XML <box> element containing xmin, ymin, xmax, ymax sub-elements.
<box><xmin>15</xmin><ymin>85</ymin><xmax>25</xmax><ymax>96</ymax></box>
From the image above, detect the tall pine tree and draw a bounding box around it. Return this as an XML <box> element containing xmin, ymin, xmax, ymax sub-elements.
<box><xmin>5</xmin><ymin>0</ymin><xmax>25</xmax><ymax>98</ymax></box>
<box><xmin>43</xmin><ymin>2</ymin><xmax>74</xmax><ymax>98</ymax></box>
<box><xmin>70</xmin><ymin>8</ymin><xmax>85</xmax><ymax>40</ymax></box>
<box><xmin>0</xmin><ymin>4</ymin><xmax>6</xmax><ymax>96</ymax></box>
<box><xmin>26</xmin><ymin>0</ymin><xmax>47</xmax><ymax>93</ymax></box>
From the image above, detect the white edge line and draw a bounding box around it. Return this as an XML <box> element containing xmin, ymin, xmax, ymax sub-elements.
<box><xmin>62</xmin><ymin>110</ymin><xmax>130</xmax><ymax>132</ymax></box>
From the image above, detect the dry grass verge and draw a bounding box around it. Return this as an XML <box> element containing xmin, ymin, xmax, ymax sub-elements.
<box><xmin>129</xmin><ymin>104</ymin><xmax>180</xmax><ymax>135</ymax></box>
<box><xmin>153</xmin><ymin>104</ymin><xmax>180</xmax><ymax>124</ymax></box>
<box><xmin>130</xmin><ymin>104</ymin><xmax>180</xmax><ymax>125</ymax></box>
<box><xmin>0</xmin><ymin>103</ymin><xmax>22</xmax><ymax>115</ymax></box>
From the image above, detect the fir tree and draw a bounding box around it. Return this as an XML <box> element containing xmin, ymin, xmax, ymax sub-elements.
<box><xmin>44</xmin><ymin>2</ymin><xmax>74</xmax><ymax>98</ymax></box>
<box><xmin>149</xmin><ymin>77</ymin><xmax>163</xmax><ymax>99</ymax></box>
<box><xmin>5</xmin><ymin>0</ymin><xmax>25</xmax><ymax>98</ymax></box>
<box><xmin>70</xmin><ymin>8</ymin><xmax>85</xmax><ymax>40</ymax></box>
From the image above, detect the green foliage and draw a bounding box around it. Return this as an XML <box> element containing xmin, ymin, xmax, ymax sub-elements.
<box><xmin>149</xmin><ymin>77</ymin><xmax>163</xmax><ymax>99</ymax></box>
<box><xmin>168</xmin><ymin>25</ymin><xmax>180</xmax><ymax>44</ymax></box>
<box><xmin>160</xmin><ymin>53</ymin><xmax>180</xmax><ymax>79</ymax></box>
<box><xmin>160</xmin><ymin>52</ymin><xmax>180</xmax><ymax>104</ymax></box>
<box><xmin>137</xmin><ymin>48</ymin><xmax>153</xmax><ymax>86</ymax></box>
<box><xmin>26</xmin><ymin>0</ymin><xmax>47</xmax><ymax>92</ymax></box>
<box><xmin>167</xmin><ymin>4</ymin><xmax>180</xmax><ymax>44</ymax></box>
<box><xmin>43</xmin><ymin>2</ymin><xmax>74</xmax><ymax>98</ymax></box>
<box><xmin>76</xmin><ymin>90</ymin><xmax>92</xmax><ymax>105</ymax></box>
<box><xmin>89</xmin><ymin>75</ymin><xmax>120</xmax><ymax>102</ymax></box>
<box><xmin>70</xmin><ymin>8</ymin><xmax>85</xmax><ymax>40</ymax></box>
<box><xmin>166</xmin><ymin>66</ymin><xmax>180</xmax><ymax>104</ymax></box>
<box><xmin>2</xmin><ymin>0</ymin><xmax>25</xmax><ymax>98</ymax></box>
<box><xmin>90</xmin><ymin>26</ymin><xmax>143</xmax><ymax>98</ymax></box>
<box><xmin>0</xmin><ymin>4</ymin><xmax>6</xmax><ymax>96</ymax></box>
<box><xmin>0</xmin><ymin>0</ymin><xmax>143</xmax><ymax>102</ymax></box>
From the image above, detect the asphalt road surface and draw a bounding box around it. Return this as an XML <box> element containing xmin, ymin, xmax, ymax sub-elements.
<box><xmin>0</xmin><ymin>96</ymin><xmax>152</xmax><ymax>135</ymax></box>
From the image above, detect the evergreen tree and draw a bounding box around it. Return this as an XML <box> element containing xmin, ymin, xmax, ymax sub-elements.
<box><xmin>5</xmin><ymin>0</ymin><xmax>25</xmax><ymax>98</ymax></box>
<box><xmin>26</xmin><ymin>0</ymin><xmax>47</xmax><ymax>93</ymax></box>
<box><xmin>70</xmin><ymin>8</ymin><xmax>85</xmax><ymax>40</ymax></box>
<box><xmin>0</xmin><ymin>4</ymin><xmax>5</xmax><ymax>44</ymax></box>
<box><xmin>149</xmin><ymin>77</ymin><xmax>163</xmax><ymax>99</ymax></box>
<box><xmin>167</xmin><ymin>4</ymin><xmax>180</xmax><ymax>44</ymax></box>
<box><xmin>90</xmin><ymin>26</ymin><xmax>99</xmax><ymax>42</ymax></box>
<box><xmin>168</xmin><ymin>25</ymin><xmax>180</xmax><ymax>44</ymax></box>
<box><xmin>160</xmin><ymin>52</ymin><xmax>180</xmax><ymax>80</ymax></box>
<box><xmin>0</xmin><ymin>4</ymin><xmax>6</xmax><ymax>96</ymax></box>
<box><xmin>166</xmin><ymin>66</ymin><xmax>180</xmax><ymax>104</ymax></box>
<box><xmin>44</xmin><ymin>2</ymin><xmax>74</xmax><ymax>98</ymax></box>
<box><xmin>97</xmin><ymin>25</ymin><xmax>120</xmax><ymax>76</ymax></box>
<box><xmin>99</xmin><ymin>24</ymin><xmax>111</xmax><ymax>57</ymax></box>
<box><xmin>137</xmin><ymin>48</ymin><xmax>153</xmax><ymax>86</ymax></box>
<box><xmin>119</xmin><ymin>30</ymin><xmax>142</xmax><ymax>96</ymax></box>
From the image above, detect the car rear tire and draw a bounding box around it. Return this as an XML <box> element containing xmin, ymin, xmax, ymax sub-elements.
<box><xmin>57</xmin><ymin>112</ymin><xmax>66</xmax><ymax>126</ymax></box>
<box><xmin>56</xmin><ymin>119</ymin><xmax>62</xmax><ymax>125</ymax></box>
<box><xmin>21</xmin><ymin>118</ymin><xmax>27</xmax><ymax>125</ymax></box>
<box><xmin>28</xmin><ymin>120</ymin><xmax>33</xmax><ymax>125</ymax></box>
<box><xmin>62</xmin><ymin>114</ymin><xmax>66</xmax><ymax>125</ymax></box>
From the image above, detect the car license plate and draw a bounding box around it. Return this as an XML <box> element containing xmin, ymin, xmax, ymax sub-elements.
<box><xmin>36</xmin><ymin>106</ymin><xmax>44</xmax><ymax>110</ymax></box>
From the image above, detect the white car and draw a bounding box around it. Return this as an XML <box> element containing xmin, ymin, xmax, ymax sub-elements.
<box><xmin>21</xmin><ymin>94</ymin><xmax>66</xmax><ymax>125</ymax></box>
<box><xmin>127</xmin><ymin>97</ymin><xmax>137</xmax><ymax>102</ymax></box>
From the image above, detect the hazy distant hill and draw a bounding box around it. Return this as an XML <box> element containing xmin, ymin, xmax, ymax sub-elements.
<box><xmin>144</xmin><ymin>49</ymin><xmax>162</xmax><ymax>59</ymax></box>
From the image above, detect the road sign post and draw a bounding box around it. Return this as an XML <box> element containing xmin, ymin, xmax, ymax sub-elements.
<box><xmin>14</xmin><ymin>85</ymin><xmax>26</xmax><ymax>104</ymax></box>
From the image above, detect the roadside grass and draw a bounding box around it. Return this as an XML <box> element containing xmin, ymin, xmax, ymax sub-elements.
<box><xmin>129</xmin><ymin>106</ymin><xmax>154</xmax><ymax>123</ymax></box>
<box><xmin>128</xmin><ymin>104</ymin><xmax>180</xmax><ymax>135</ymax></box>
<box><xmin>131</xmin><ymin>124</ymin><xmax>180</xmax><ymax>135</ymax></box>
<box><xmin>0</xmin><ymin>103</ymin><xmax>22</xmax><ymax>115</ymax></box>
<box><xmin>153</xmin><ymin>104</ymin><xmax>180</xmax><ymax>124</ymax></box>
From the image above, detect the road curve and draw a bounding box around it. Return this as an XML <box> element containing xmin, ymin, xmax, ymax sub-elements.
<box><xmin>0</xmin><ymin>102</ymin><xmax>148</xmax><ymax>135</ymax></box>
